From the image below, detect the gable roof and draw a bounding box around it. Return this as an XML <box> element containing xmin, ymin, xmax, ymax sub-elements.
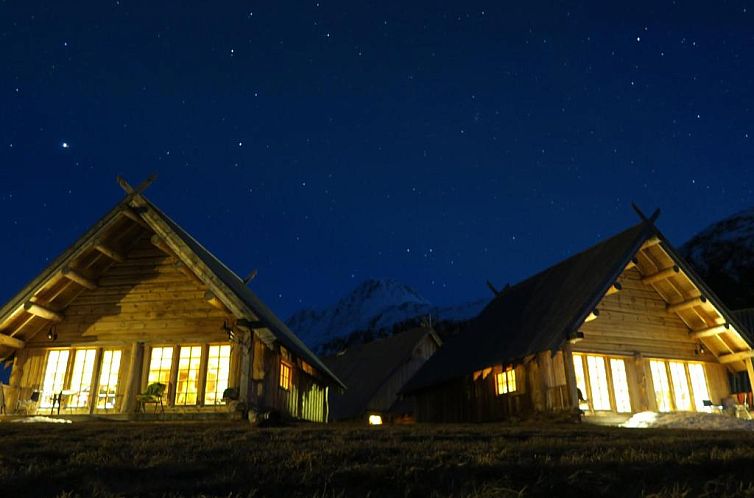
<box><xmin>403</xmin><ymin>218</ymin><xmax>754</xmax><ymax>394</ymax></box>
<box><xmin>323</xmin><ymin>327</ymin><xmax>440</xmax><ymax>419</ymax></box>
<box><xmin>732</xmin><ymin>309</ymin><xmax>754</xmax><ymax>344</ymax></box>
<box><xmin>0</xmin><ymin>190</ymin><xmax>344</xmax><ymax>389</ymax></box>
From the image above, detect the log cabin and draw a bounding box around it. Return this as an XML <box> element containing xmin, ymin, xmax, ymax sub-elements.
<box><xmin>402</xmin><ymin>209</ymin><xmax>754</xmax><ymax>423</ymax></box>
<box><xmin>0</xmin><ymin>179</ymin><xmax>344</xmax><ymax>421</ymax></box>
<box><xmin>323</xmin><ymin>327</ymin><xmax>441</xmax><ymax>424</ymax></box>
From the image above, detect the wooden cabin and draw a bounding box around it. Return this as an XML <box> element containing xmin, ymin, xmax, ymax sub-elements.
<box><xmin>402</xmin><ymin>211</ymin><xmax>754</xmax><ymax>422</ymax></box>
<box><xmin>0</xmin><ymin>180</ymin><xmax>344</xmax><ymax>421</ymax></box>
<box><xmin>323</xmin><ymin>327</ymin><xmax>441</xmax><ymax>423</ymax></box>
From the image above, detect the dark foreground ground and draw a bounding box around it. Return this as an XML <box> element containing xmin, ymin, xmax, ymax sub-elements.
<box><xmin>1</xmin><ymin>420</ymin><xmax>754</xmax><ymax>497</ymax></box>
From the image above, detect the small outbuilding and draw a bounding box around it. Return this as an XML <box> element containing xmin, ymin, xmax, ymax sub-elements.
<box><xmin>402</xmin><ymin>210</ymin><xmax>754</xmax><ymax>423</ymax></box>
<box><xmin>323</xmin><ymin>327</ymin><xmax>441</xmax><ymax>423</ymax></box>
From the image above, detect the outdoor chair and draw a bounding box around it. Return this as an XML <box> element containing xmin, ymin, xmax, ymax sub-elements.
<box><xmin>137</xmin><ymin>383</ymin><xmax>167</xmax><ymax>414</ymax></box>
<box><xmin>16</xmin><ymin>389</ymin><xmax>40</xmax><ymax>415</ymax></box>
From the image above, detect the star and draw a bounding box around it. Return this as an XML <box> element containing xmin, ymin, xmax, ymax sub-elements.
<box><xmin>61</xmin><ymin>142</ymin><xmax>69</xmax><ymax>149</ymax></box>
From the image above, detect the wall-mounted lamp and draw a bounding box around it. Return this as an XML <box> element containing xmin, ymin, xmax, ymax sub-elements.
<box><xmin>695</xmin><ymin>343</ymin><xmax>706</xmax><ymax>356</ymax></box>
<box><xmin>47</xmin><ymin>326</ymin><xmax>58</xmax><ymax>341</ymax></box>
<box><xmin>221</xmin><ymin>320</ymin><xmax>235</xmax><ymax>342</ymax></box>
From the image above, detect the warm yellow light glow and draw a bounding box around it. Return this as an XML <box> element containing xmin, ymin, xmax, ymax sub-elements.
<box><xmin>586</xmin><ymin>355</ymin><xmax>611</xmax><ymax>411</ymax></box>
<box><xmin>609</xmin><ymin>358</ymin><xmax>632</xmax><ymax>413</ymax></box>
<box><xmin>279</xmin><ymin>361</ymin><xmax>292</xmax><ymax>390</ymax></box>
<box><xmin>205</xmin><ymin>344</ymin><xmax>231</xmax><ymax>405</ymax></box>
<box><xmin>669</xmin><ymin>361</ymin><xmax>692</xmax><ymax>411</ymax></box>
<box><xmin>495</xmin><ymin>367</ymin><xmax>517</xmax><ymax>396</ymax></box>
<box><xmin>68</xmin><ymin>349</ymin><xmax>97</xmax><ymax>408</ymax></box>
<box><xmin>97</xmin><ymin>350</ymin><xmax>122</xmax><ymax>410</ymax></box>
<box><xmin>147</xmin><ymin>346</ymin><xmax>174</xmax><ymax>386</ymax></box>
<box><xmin>573</xmin><ymin>354</ymin><xmax>588</xmax><ymax>407</ymax></box>
<box><xmin>175</xmin><ymin>346</ymin><xmax>202</xmax><ymax>405</ymax></box>
<box><xmin>368</xmin><ymin>414</ymin><xmax>383</xmax><ymax>425</ymax></box>
<box><xmin>40</xmin><ymin>349</ymin><xmax>70</xmax><ymax>408</ymax></box>
<box><xmin>688</xmin><ymin>363</ymin><xmax>710</xmax><ymax>412</ymax></box>
<box><xmin>650</xmin><ymin>360</ymin><xmax>673</xmax><ymax>412</ymax></box>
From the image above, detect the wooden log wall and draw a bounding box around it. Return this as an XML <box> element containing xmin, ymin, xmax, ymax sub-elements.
<box><xmin>577</xmin><ymin>268</ymin><xmax>717</xmax><ymax>362</ymax></box>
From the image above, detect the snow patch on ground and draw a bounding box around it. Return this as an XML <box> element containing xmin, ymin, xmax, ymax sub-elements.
<box><xmin>621</xmin><ymin>411</ymin><xmax>754</xmax><ymax>431</ymax></box>
<box><xmin>11</xmin><ymin>416</ymin><xmax>72</xmax><ymax>424</ymax></box>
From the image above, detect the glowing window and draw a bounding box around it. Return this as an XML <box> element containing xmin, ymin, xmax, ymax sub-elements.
<box><xmin>40</xmin><ymin>349</ymin><xmax>70</xmax><ymax>408</ymax></box>
<box><xmin>609</xmin><ymin>358</ymin><xmax>632</xmax><ymax>413</ymax></box>
<box><xmin>688</xmin><ymin>363</ymin><xmax>710</xmax><ymax>412</ymax></box>
<box><xmin>97</xmin><ymin>350</ymin><xmax>122</xmax><ymax>410</ymax></box>
<box><xmin>572</xmin><ymin>354</ymin><xmax>588</xmax><ymax>403</ymax></box>
<box><xmin>205</xmin><ymin>344</ymin><xmax>231</xmax><ymax>405</ymax></box>
<box><xmin>147</xmin><ymin>346</ymin><xmax>174</xmax><ymax>386</ymax></box>
<box><xmin>669</xmin><ymin>361</ymin><xmax>692</xmax><ymax>411</ymax></box>
<box><xmin>175</xmin><ymin>346</ymin><xmax>202</xmax><ymax>405</ymax></box>
<box><xmin>586</xmin><ymin>355</ymin><xmax>611</xmax><ymax>411</ymax></box>
<box><xmin>650</xmin><ymin>360</ymin><xmax>673</xmax><ymax>412</ymax></box>
<box><xmin>68</xmin><ymin>349</ymin><xmax>97</xmax><ymax>408</ymax></box>
<box><xmin>279</xmin><ymin>361</ymin><xmax>292</xmax><ymax>390</ymax></box>
<box><xmin>495</xmin><ymin>368</ymin><xmax>516</xmax><ymax>395</ymax></box>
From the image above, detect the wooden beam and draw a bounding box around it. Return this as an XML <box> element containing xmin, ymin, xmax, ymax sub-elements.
<box><xmin>121</xmin><ymin>208</ymin><xmax>149</xmax><ymax>228</ymax></box>
<box><xmin>204</xmin><ymin>291</ymin><xmax>228</xmax><ymax>312</ymax></box>
<box><xmin>719</xmin><ymin>350</ymin><xmax>754</xmax><ymax>364</ymax></box>
<box><xmin>61</xmin><ymin>266</ymin><xmax>98</xmax><ymax>290</ymax></box>
<box><xmin>93</xmin><ymin>242</ymin><xmax>125</xmax><ymax>263</ymax></box>
<box><xmin>640</xmin><ymin>236</ymin><xmax>661</xmax><ymax>250</ymax></box>
<box><xmin>746</xmin><ymin>359</ymin><xmax>754</xmax><ymax>397</ymax></box>
<box><xmin>605</xmin><ymin>282</ymin><xmax>623</xmax><ymax>297</ymax></box>
<box><xmin>624</xmin><ymin>257</ymin><xmax>639</xmax><ymax>271</ymax></box>
<box><xmin>585</xmin><ymin>309</ymin><xmax>600</xmax><ymax>323</ymax></box>
<box><xmin>0</xmin><ymin>333</ymin><xmax>24</xmax><ymax>349</ymax></box>
<box><xmin>689</xmin><ymin>324</ymin><xmax>730</xmax><ymax>339</ymax></box>
<box><xmin>150</xmin><ymin>234</ymin><xmax>173</xmax><ymax>256</ymax></box>
<box><xmin>23</xmin><ymin>302</ymin><xmax>63</xmax><ymax>322</ymax></box>
<box><xmin>667</xmin><ymin>296</ymin><xmax>706</xmax><ymax>314</ymax></box>
<box><xmin>642</xmin><ymin>265</ymin><xmax>680</xmax><ymax>285</ymax></box>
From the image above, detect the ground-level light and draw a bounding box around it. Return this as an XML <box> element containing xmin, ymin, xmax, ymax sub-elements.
<box><xmin>368</xmin><ymin>414</ymin><xmax>383</xmax><ymax>425</ymax></box>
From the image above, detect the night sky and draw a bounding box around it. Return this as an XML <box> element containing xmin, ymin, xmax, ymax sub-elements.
<box><xmin>1</xmin><ymin>1</ymin><xmax>753</xmax><ymax>318</ymax></box>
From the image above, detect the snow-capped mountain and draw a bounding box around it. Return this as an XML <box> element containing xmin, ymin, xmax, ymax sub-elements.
<box><xmin>681</xmin><ymin>207</ymin><xmax>754</xmax><ymax>309</ymax></box>
<box><xmin>287</xmin><ymin>278</ymin><xmax>488</xmax><ymax>351</ymax></box>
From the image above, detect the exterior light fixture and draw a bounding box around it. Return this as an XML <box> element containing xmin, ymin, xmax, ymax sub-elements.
<box><xmin>47</xmin><ymin>326</ymin><xmax>58</xmax><ymax>341</ymax></box>
<box><xmin>221</xmin><ymin>320</ymin><xmax>234</xmax><ymax>342</ymax></box>
<box><xmin>368</xmin><ymin>414</ymin><xmax>383</xmax><ymax>425</ymax></box>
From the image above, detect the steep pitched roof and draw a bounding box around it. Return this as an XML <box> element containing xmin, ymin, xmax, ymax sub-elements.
<box><xmin>404</xmin><ymin>218</ymin><xmax>754</xmax><ymax>394</ymax></box>
<box><xmin>0</xmin><ymin>190</ymin><xmax>344</xmax><ymax>389</ymax></box>
<box><xmin>323</xmin><ymin>327</ymin><xmax>440</xmax><ymax>419</ymax></box>
<box><xmin>402</xmin><ymin>222</ymin><xmax>655</xmax><ymax>394</ymax></box>
<box><xmin>732</xmin><ymin>309</ymin><xmax>754</xmax><ymax>344</ymax></box>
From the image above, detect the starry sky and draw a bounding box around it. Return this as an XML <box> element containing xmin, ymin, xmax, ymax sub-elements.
<box><xmin>1</xmin><ymin>1</ymin><xmax>753</xmax><ymax>318</ymax></box>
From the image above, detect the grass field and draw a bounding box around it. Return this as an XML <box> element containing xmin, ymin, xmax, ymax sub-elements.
<box><xmin>2</xmin><ymin>420</ymin><xmax>754</xmax><ymax>497</ymax></box>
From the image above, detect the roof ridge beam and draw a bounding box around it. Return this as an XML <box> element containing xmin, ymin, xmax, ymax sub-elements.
<box><xmin>689</xmin><ymin>323</ymin><xmax>730</xmax><ymax>339</ymax></box>
<box><xmin>61</xmin><ymin>265</ymin><xmax>98</xmax><ymax>290</ymax></box>
<box><xmin>719</xmin><ymin>350</ymin><xmax>754</xmax><ymax>364</ymax></box>
<box><xmin>641</xmin><ymin>265</ymin><xmax>680</xmax><ymax>285</ymax></box>
<box><xmin>667</xmin><ymin>296</ymin><xmax>706</xmax><ymax>314</ymax></box>
<box><xmin>0</xmin><ymin>333</ymin><xmax>24</xmax><ymax>349</ymax></box>
<box><xmin>23</xmin><ymin>301</ymin><xmax>64</xmax><ymax>322</ymax></box>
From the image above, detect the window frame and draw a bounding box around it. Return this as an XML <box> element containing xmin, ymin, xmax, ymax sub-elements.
<box><xmin>279</xmin><ymin>360</ymin><xmax>293</xmax><ymax>391</ymax></box>
<box><xmin>495</xmin><ymin>366</ymin><xmax>517</xmax><ymax>396</ymax></box>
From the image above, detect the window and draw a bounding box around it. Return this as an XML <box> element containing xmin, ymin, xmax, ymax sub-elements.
<box><xmin>574</xmin><ymin>353</ymin><xmax>633</xmax><ymax>413</ymax></box>
<box><xmin>495</xmin><ymin>367</ymin><xmax>517</xmax><ymax>395</ymax></box>
<box><xmin>97</xmin><ymin>350</ymin><xmax>122</xmax><ymax>410</ymax></box>
<box><xmin>609</xmin><ymin>359</ymin><xmax>632</xmax><ymax>413</ymax></box>
<box><xmin>205</xmin><ymin>344</ymin><xmax>231</xmax><ymax>405</ymax></box>
<box><xmin>147</xmin><ymin>346</ymin><xmax>174</xmax><ymax>386</ymax></box>
<box><xmin>688</xmin><ymin>363</ymin><xmax>710</xmax><ymax>412</ymax></box>
<box><xmin>669</xmin><ymin>361</ymin><xmax>692</xmax><ymax>411</ymax></box>
<box><xmin>68</xmin><ymin>349</ymin><xmax>97</xmax><ymax>408</ymax></box>
<box><xmin>649</xmin><ymin>359</ymin><xmax>710</xmax><ymax>412</ymax></box>
<box><xmin>279</xmin><ymin>361</ymin><xmax>292</xmax><ymax>390</ymax></box>
<box><xmin>586</xmin><ymin>355</ymin><xmax>611</xmax><ymax>411</ymax></box>
<box><xmin>650</xmin><ymin>360</ymin><xmax>673</xmax><ymax>412</ymax></box>
<box><xmin>40</xmin><ymin>350</ymin><xmax>70</xmax><ymax>408</ymax></box>
<box><xmin>175</xmin><ymin>346</ymin><xmax>202</xmax><ymax>405</ymax></box>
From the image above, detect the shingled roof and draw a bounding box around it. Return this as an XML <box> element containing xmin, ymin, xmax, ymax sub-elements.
<box><xmin>402</xmin><ymin>221</ymin><xmax>654</xmax><ymax>394</ymax></box>
<box><xmin>324</xmin><ymin>327</ymin><xmax>440</xmax><ymax>419</ymax></box>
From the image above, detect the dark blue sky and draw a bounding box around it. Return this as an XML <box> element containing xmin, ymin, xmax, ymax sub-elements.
<box><xmin>1</xmin><ymin>1</ymin><xmax>753</xmax><ymax>317</ymax></box>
